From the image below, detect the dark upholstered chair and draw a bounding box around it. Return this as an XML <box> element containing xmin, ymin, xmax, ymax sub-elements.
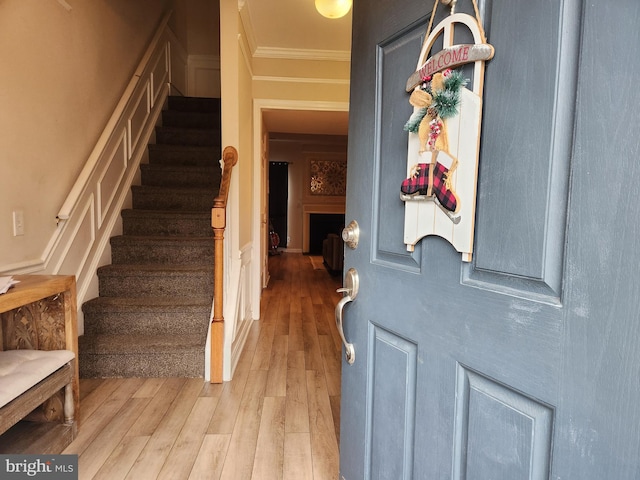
<box><xmin>322</xmin><ymin>233</ymin><xmax>344</xmax><ymax>272</ymax></box>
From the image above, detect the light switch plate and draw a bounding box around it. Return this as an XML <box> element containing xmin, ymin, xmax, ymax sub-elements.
<box><xmin>13</xmin><ymin>210</ymin><xmax>24</xmax><ymax>236</ymax></box>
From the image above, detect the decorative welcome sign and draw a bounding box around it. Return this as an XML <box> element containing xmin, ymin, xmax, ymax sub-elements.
<box><xmin>401</xmin><ymin>1</ymin><xmax>493</xmax><ymax>262</ymax></box>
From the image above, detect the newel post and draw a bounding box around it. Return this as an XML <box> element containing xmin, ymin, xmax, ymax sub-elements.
<box><xmin>210</xmin><ymin>146</ymin><xmax>238</xmax><ymax>383</ymax></box>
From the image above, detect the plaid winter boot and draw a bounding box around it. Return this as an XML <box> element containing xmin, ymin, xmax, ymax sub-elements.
<box><xmin>400</xmin><ymin>163</ymin><xmax>431</xmax><ymax>198</ymax></box>
<box><xmin>401</xmin><ymin>151</ymin><xmax>460</xmax><ymax>214</ymax></box>
<box><xmin>431</xmin><ymin>156</ymin><xmax>459</xmax><ymax>213</ymax></box>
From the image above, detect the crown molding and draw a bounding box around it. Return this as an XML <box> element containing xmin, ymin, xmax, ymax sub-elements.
<box><xmin>253</xmin><ymin>75</ymin><xmax>349</xmax><ymax>86</ymax></box>
<box><xmin>253</xmin><ymin>46</ymin><xmax>351</xmax><ymax>62</ymax></box>
<box><xmin>254</xmin><ymin>98</ymin><xmax>349</xmax><ymax>112</ymax></box>
<box><xmin>238</xmin><ymin>2</ymin><xmax>258</xmax><ymax>55</ymax></box>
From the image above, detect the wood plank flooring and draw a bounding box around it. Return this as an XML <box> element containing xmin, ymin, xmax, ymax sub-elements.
<box><xmin>64</xmin><ymin>253</ymin><xmax>343</xmax><ymax>480</ymax></box>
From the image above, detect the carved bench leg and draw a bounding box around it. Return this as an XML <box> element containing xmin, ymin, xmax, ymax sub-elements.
<box><xmin>64</xmin><ymin>382</ymin><xmax>74</xmax><ymax>425</ymax></box>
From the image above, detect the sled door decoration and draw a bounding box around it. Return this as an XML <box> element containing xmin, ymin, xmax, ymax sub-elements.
<box><xmin>402</xmin><ymin>1</ymin><xmax>493</xmax><ymax>262</ymax></box>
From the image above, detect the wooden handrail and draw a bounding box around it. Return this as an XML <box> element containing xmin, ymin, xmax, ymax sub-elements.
<box><xmin>210</xmin><ymin>146</ymin><xmax>238</xmax><ymax>383</ymax></box>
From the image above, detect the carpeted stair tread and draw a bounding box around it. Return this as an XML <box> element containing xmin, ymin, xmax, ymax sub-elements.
<box><xmin>147</xmin><ymin>144</ymin><xmax>220</xmax><ymax>167</ymax></box>
<box><xmin>79</xmin><ymin>333</ymin><xmax>206</xmax><ymax>376</ymax></box>
<box><xmin>140</xmin><ymin>163</ymin><xmax>220</xmax><ymax>175</ymax></box>
<box><xmin>110</xmin><ymin>235</ymin><xmax>214</xmax><ymax>265</ymax></box>
<box><xmin>96</xmin><ymin>263</ymin><xmax>214</xmax><ymax>284</ymax></box>
<box><xmin>111</xmin><ymin>234</ymin><xmax>213</xmax><ymax>244</ymax></box>
<box><xmin>110</xmin><ymin>235</ymin><xmax>214</xmax><ymax>247</ymax></box>
<box><xmin>82</xmin><ymin>296</ymin><xmax>211</xmax><ymax>335</ymax></box>
<box><xmin>79</xmin><ymin>350</ymin><xmax>205</xmax><ymax>378</ymax></box>
<box><xmin>97</xmin><ymin>264</ymin><xmax>214</xmax><ymax>298</ymax></box>
<box><xmin>98</xmin><ymin>263</ymin><xmax>213</xmax><ymax>273</ymax></box>
<box><xmin>131</xmin><ymin>185</ymin><xmax>217</xmax><ymax>196</ymax></box>
<box><xmin>131</xmin><ymin>185</ymin><xmax>218</xmax><ymax>211</ymax></box>
<box><xmin>121</xmin><ymin>209</ymin><xmax>213</xmax><ymax>219</ymax></box>
<box><xmin>168</xmin><ymin>96</ymin><xmax>220</xmax><ymax>113</ymax></box>
<box><xmin>121</xmin><ymin>210</ymin><xmax>212</xmax><ymax>237</ymax></box>
<box><xmin>155</xmin><ymin>126</ymin><xmax>221</xmax><ymax>147</ymax></box>
<box><xmin>83</xmin><ymin>295</ymin><xmax>212</xmax><ymax>310</ymax></box>
<box><xmin>140</xmin><ymin>163</ymin><xmax>221</xmax><ymax>189</ymax></box>
<box><xmin>79</xmin><ymin>333</ymin><xmax>206</xmax><ymax>355</ymax></box>
<box><xmin>161</xmin><ymin>110</ymin><xmax>220</xmax><ymax>129</ymax></box>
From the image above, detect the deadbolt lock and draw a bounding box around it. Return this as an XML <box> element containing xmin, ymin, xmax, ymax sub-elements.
<box><xmin>342</xmin><ymin>220</ymin><xmax>360</xmax><ymax>249</ymax></box>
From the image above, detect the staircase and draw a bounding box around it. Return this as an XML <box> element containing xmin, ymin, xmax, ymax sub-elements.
<box><xmin>79</xmin><ymin>96</ymin><xmax>222</xmax><ymax>378</ymax></box>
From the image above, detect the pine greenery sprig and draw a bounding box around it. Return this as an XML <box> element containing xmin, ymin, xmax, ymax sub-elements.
<box><xmin>443</xmin><ymin>70</ymin><xmax>467</xmax><ymax>93</ymax></box>
<box><xmin>403</xmin><ymin>69</ymin><xmax>469</xmax><ymax>132</ymax></box>
<box><xmin>433</xmin><ymin>70</ymin><xmax>468</xmax><ymax>119</ymax></box>
<box><xmin>404</xmin><ymin>107</ymin><xmax>428</xmax><ymax>133</ymax></box>
<box><xmin>433</xmin><ymin>89</ymin><xmax>460</xmax><ymax>119</ymax></box>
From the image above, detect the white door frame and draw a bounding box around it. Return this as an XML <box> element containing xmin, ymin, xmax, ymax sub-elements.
<box><xmin>251</xmin><ymin>99</ymin><xmax>350</xmax><ymax>315</ymax></box>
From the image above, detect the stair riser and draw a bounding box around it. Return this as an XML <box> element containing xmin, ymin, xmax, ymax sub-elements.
<box><xmin>122</xmin><ymin>215</ymin><xmax>212</xmax><ymax>236</ymax></box>
<box><xmin>83</xmin><ymin>309</ymin><xmax>209</xmax><ymax>335</ymax></box>
<box><xmin>156</xmin><ymin>127</ymin><xmax>220</xmax><ymax>147</ymax></box>
<box><xmin>162</xmin><ymin>111</ymin><xmax>220</xmax><ymax>129</ymax></box>
<box><xmin>98</xmin><ymin>271</ymin><xmax>214</xmax><ymax>298</ymax></box>
<box><xmin>148</xmin><ymin>146</ymin><xmax>220</xmax><ymax>167</ymax></box>
<box><xmin>111</xmin><ymin>242</ymin><xmax>213</xmax><ymax>265</ymax></box>
<box><xmin>79</xmin><ymin>352</ymin><xmax>204</xmax><ymax>378</ymax></box>
<box><xmin>141</xmin><ymin>166</ymin><xmax>221</xmax><ymax>189</ymax></box>
<box><xmin>131</xmin><ymin>187</ymin><xmax>214</xmax><ymax>211</ymax></box>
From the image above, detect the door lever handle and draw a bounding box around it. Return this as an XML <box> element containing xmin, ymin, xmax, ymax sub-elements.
<box><xmin>335</xmin><ymin>268</ymin><xmax>359</xmax><ymax>365</ymax></box>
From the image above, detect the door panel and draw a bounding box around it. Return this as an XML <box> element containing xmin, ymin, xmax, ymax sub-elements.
<box><xmin>453</xmin><ymin>365</ymin><xmax>554</xmax><ymax>480</ymax></box>
<box><xmin>474</xmin><ymin>0</ymin><xmax>575</xmax><ymax>295</ymax></box>
<box><xmin>374</xmin><ymin>19</ymin><xmax>426</xmax><ymax>265</ymax></box>
<box><xmin>340</xmin><ymin>0</ymin><xmax>640</xmax><ymax>479</ymax></box>
<box><xmin>367</xmin><ymin>327</ymin><xmax>418</xmax><ymax>478</ymax></box>
<box><xmin>557</xmin><ymin>1</ymin><xmax>640</xmax><ymax>478</ymax></box>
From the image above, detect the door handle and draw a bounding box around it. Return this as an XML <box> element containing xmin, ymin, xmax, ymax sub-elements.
<box><xmin>335</xmin><ymin>267</ymin><xmax>359</xmax><ymax>365</ymax></box>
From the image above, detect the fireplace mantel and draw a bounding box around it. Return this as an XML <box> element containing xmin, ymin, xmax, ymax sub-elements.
<box><xmin>302</xmin><ymin>204</ymin><xmax>345</xmax><ymax>253</ymax></box>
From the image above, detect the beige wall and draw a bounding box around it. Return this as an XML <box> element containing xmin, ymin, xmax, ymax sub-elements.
<box><xmin>252</xmin><ymin>56</ymin><xmax>350</xmax><ymax>104</ymax></box>
<box><xmin>169</xmin><ymin>0</ymin><xmax>189</xmax><ymax>47</ymax></box>
<box><xmin>238</xmin><ymin>54</ymin><xmax>254</xmax><ymax>247</ymax></box>
<box><xmin>0</xmin><ymin>0</ymin><xmax>173</xmax><ymax>270</ymax></box>
<box><xmin>187</xmin><ymin>0</ymin><xmax>220</xmax><ymax>55</ymax></box>
<box><xmin>220</xmin><ymin>1</ymin><xmax>254</xmax><ymax>248</ymax></box>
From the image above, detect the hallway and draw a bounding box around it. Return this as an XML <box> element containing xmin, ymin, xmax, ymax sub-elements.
<box><xmin>64</xmin><ymin>253</ymin><xmax>344</xmax><ymax>479</ymax></box>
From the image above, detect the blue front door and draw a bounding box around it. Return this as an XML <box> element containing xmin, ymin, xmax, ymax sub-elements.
<box><xmin>340</xmin><ymin>0</ymin><xmax>640</xmax><ymax>478</ymax></box>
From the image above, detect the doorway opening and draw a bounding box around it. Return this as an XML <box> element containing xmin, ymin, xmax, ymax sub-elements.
<box><xmin>269</xmin><ymin>162</ymin><xmax>289</xmax><ymax>249</ymax></box>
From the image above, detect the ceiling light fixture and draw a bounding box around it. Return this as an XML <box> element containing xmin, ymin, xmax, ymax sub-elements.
<box><xmin>315</xmin><ymin>0</ymin><xmax>352</xmax><ymax>19</ymax></box>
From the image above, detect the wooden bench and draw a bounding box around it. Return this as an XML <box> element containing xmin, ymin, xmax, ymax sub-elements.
<box><xmin>0</xmin><ymin>275</ymin><xmax>79</xmax><ymax>454</ymax></box>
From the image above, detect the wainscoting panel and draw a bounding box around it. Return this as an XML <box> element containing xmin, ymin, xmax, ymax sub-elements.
<box><xmin>225</xmin><ymin>243</ymin><xmax>254</xmax><ymax>380</ymax></box>
<box><xmin>55</xmin><ymin>196</ymin><xmax>95</xmax><ymax>280</ymax></box>
<box><xmin>152</xmin><ymin>43</ymin><xmax>170</xmax><ymax>104</ymax></box>
<box><xmin>188</xmin><ymin>55</ymin><xmax>221</xmax><ymax>98</ymax></box>
<box><xmin>97</xmin><ymin>130</ymin><xmax>128</xmax><ymax>227</ymax></box>
<box><xmin>128</xmin><ymin>81</ymin><xmax>151</xmax><ymax>159</ymax></box>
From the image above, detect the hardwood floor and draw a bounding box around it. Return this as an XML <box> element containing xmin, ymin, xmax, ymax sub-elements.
<box><xmin>64</xmin><ymin>253</ymin><xmax>344</xmax><ymax>480</ymax></box>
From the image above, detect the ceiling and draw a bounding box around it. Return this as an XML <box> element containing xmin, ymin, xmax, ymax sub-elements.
<box><xmin>262</xmin><ymin>109</ymin><xmax>350</xmax><ymax>136</ymax></box>
<box><xmin>242</xmin><ymin>0</ymin><xmax>352</xmax><ymax>136</ymax></box>
<box><xmin>242</xmin><ymin>0</ymin><xmax>352</xmax><ymax>53</ymax></box>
